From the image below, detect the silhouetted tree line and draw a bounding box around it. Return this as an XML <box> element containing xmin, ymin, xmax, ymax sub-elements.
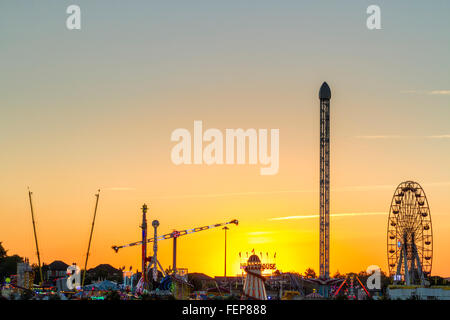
<box><xmin>0</xmin><ymin>242</ymin><xmax>24</xmax><ymax>282</ymax></box>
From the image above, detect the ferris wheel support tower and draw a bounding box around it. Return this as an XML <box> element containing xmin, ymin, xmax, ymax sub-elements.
<box><xmin>319</xmin><ymin>82</ymin><xmax>331</xmax><ymax>279</ymax></box>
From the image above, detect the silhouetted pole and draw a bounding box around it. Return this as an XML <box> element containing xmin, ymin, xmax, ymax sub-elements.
<box><xmin>223</xmin><ymin>226</ymin><xmax>229</xmax><ymax>278</ymax></box>
<box><xmin>27</xmin><ymin>188</ymin><xmax>43</xmax><ymax>286</ymax></box>
<box><xmin>152</xmin><ymin>220</ymin><xmax>160</xmax><ymax>280</ymax></box>
<box><xmin>141</xmin><ymin>204</ymin><xmax>148</xmax><ymax>290</ymax></box>
<box><xmin>82</xmin><ymin>190</ymin><xmax>100</xmax><ymax>287</ymax></box>
<box><xmin>173</xmin><ymin>237</ymin><xmax>177</xmax><ymax>274</ymax></box>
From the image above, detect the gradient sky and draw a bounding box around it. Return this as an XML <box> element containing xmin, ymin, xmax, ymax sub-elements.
<box><xmin>1</xmin><ymin>1</ymin><xmax>449</xmax><ymax>277</ymax></box>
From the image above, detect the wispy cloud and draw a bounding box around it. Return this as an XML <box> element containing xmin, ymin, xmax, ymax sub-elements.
<box><xmin>356</xmin><ymin>135</ymin><xmax>409</xmax><ymax>139</ymax></box>
<box><xmin>429</xmin><ymin>90</ymin><xmax>450</xmax><ymax>95</ymax></box>
<box><xmin>356</xmin><ymin>135</ymin><xmax>450</xmax><ymax>140</ymax></box>
<box><xmin>248</xmin><ymin>231</ymin><xmax>274</xmax><ymax>236</ymax></box>
<box><xmin>153</xmin><ymin>181</ymin><xmax>450</xmax><ymax>200</ymax></box>
<box><xmin>401</xmin><ymin>90</ymin><xmax>450</xmax><ymax>95</ymax></box>
<box><xmin>153</xmin><ymin>189</ymin><xmax>315</xmax><ymax>199</ymax></box>
<box><xmin>269</xmin><ymin>212</ymin><xmax>387</xmax><ymax>221</ymax></box>
<box><xmin>333</xmin><ymin>185</ymin><xmax>392</xmax><ymax>191</ymax></box>
<box><xmin>426</xmin><ymin>135</ymin><xmax>450</xmax><ymax>139</ymax></box>
<box><xmin>337</xmin><ymin>182</ymin><xmax>450</xmax><ymax>190</ymax></box>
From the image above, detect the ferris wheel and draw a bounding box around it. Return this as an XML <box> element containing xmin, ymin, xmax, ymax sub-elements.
<box><xmin>387</xmin><ymin>181</ymin><xmax>433</xmax><ymax>285</ymax></box>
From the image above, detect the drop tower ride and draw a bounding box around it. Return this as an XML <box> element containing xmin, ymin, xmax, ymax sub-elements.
<box><xmin>319</xmin><ymin>82</ymin><xmax>331</xmax><ymax>279</ymax></box>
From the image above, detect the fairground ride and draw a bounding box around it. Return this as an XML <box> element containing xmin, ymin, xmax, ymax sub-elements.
<box><xmin>387</xmin><ymin>181</ymin><xmax>433</xmax><ymax>286</ymax></box>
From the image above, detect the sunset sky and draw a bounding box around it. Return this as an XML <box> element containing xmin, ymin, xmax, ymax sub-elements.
<box><xmin>1</xmin><ymin>1</ymin><xmax>449</xmax><ymax>277</ymax></box>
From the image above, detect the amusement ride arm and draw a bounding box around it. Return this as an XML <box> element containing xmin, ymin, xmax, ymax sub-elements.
<box><xmin>112</xmin><ymin>219</ymin><xmax>238</xmax><ymax>253</ymax></box>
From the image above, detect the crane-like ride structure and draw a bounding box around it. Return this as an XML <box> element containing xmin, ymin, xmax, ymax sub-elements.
<box><xmin>82</xmin><ymin>190</ymin><xmax>101</xmax><ymax>287</ymax></box>
<box><xmin>112</xmin><ymin>205</ymin><xmax>238</xmax><ymax>290</ymax></box>
<box><xmin>27</xmin><ymin>188</ymin><xmax>44</xmax><ymax>286</ymax></box>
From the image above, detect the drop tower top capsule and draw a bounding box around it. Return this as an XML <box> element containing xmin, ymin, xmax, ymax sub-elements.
<box><xmin>319</xmin><ymin>82</ymin><xmax>331</xmax><ymax>100</ymax></box>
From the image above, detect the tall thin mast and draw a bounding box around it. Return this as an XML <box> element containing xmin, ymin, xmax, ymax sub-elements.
<box><xmin>223</xmin><ymin>226</ymin><xmax>229</xmax><ymax>278</ymax></box>
<box><xmin>28</xmin><ymin>188</ymin><xmax>43</xmax><ymax>286</ymax></box>
<box><xmin>141</xmin><ymin>204</ymin><xmax>148</xmax><ymax>290</ymax></box>
<box><xmin>82</xmin><ymin>190</ymin><xmax>100</xmax><ymax>287</ymax></box>
<box><xmin>151</xmin><ymin>219</ymin><xmax>160</xmax><ymax>281</ymax></box>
